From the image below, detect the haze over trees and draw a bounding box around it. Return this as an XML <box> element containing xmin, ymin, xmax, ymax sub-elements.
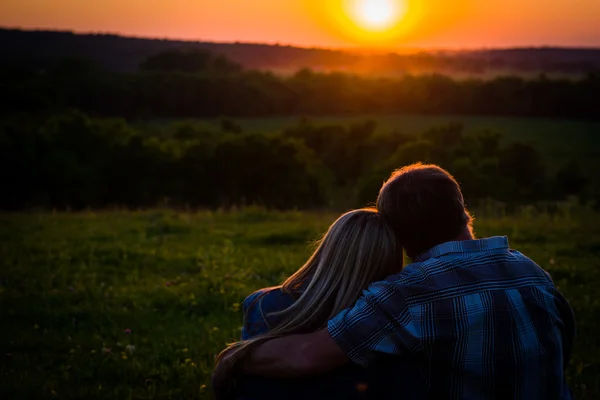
<box><xmin>2</xmin><ymin>47</ymin><xmax>599</xmax><ymax>119</ymax></box>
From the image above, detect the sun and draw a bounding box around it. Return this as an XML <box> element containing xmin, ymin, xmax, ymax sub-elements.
<box><xmin>316</xmin><ymin>0</ymin><xmax>415</xmax><ymax>45</ymax></box>
<box><xmin>349</xmin><ymin>0</ymin><xmax>407</xmax><ymax>31</ymax></box>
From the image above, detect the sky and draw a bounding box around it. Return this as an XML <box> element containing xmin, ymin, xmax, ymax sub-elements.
<box><xmin>1</xmin><ymin>0</ymin><xmax>599</xmax><ymax>49</ymax></box>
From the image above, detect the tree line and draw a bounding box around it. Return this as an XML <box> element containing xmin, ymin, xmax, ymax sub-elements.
<box><xmin>1</xmin><ymin>49</ymin><xmax>599</xmax><ymax>119</ymax></box>
<box><xmin>1</xmin><ymin>111</ymin><xmax>595</xmax><ymax>211</ymax></box>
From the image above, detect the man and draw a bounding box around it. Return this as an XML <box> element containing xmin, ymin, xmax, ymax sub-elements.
<box><xmin>214</xmin><ymin>163</ymin><xmax>575</xmax><ymax>399</ymax></box>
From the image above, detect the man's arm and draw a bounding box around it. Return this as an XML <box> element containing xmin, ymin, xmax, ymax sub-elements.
<box><xmin>211</xmin><ymin>330</ymin><xmax>348</xmax><ymax>399</ymax></box>
<box><xmin>245</xmin><ymin>329</ymin><xmax>349</xmax><ymax>377</ymax></box>
<box><xmin>245</xmin><ymin>280</ymin><xmax>415</xmax><ymax>376</ymax></box>
<box><xmin>213</xmin><ymin>280</ymin><xmax>415</xmax><ymax>397</ymax></box>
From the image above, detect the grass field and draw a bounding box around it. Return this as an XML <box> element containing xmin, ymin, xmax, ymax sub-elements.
<box><xmin>1</xmin><ymin>206</ymin><xmax>599</xmax><ymax>399</ymax></box>
<box><xmin>202</xmin><ymin>114</ymin><xmax>600</xmax><ymax>169</ymax></box>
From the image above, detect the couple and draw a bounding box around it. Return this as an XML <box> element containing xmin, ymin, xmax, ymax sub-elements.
<box><xmin>214</xmin><ymin>163</ymin><xmax>575</xmax><ymax>399</ymax></box>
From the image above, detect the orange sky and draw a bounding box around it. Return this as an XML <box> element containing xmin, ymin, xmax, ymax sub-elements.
<box><xmin>1</xmin><ymin>0</ymin><xmax>599</xmax><ymax>49</ymax></box>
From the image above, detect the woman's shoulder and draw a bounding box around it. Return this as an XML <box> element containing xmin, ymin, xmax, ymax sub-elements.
<box><xmin>243</xmin><ymin>287</ymin><xmax>295</xmax><ymax>313</ymax></box>
<box><xmin>241</xmin><ymin>287</ymin><xmax>296</xmax><ymax>340</ymax></box>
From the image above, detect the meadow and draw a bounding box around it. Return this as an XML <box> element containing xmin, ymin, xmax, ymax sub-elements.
<box><xmin>1</xmin><ymin>205</ymin><xmax>599</xmax><ymax>399</ymax></box>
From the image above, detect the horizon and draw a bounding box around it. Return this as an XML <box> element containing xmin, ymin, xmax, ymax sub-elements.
<box><xmin>3</xmin><ymin>26</ymin><xmax>600</xmax><ymax>54</ymax></box>
<box><xmin>1</xmin><ymin>0</ymin><xmax>599</xmax><ymax>50</ymax></box>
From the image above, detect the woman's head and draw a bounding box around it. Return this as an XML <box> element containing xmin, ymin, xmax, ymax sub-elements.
<box><xmin>279</xmin><ymin>208</ymin><xmax>402</xmax><ymax>330</ymax></box>
<box><xmin>215</xmin><ymin>208</ymin><xmax>402</xmax><ymax>382</ymax></box>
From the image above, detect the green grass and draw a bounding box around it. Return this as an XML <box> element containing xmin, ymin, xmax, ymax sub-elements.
<box><xmin>1</xmin><ymin>206</ymin><xmax>599</xmax><ymax>399</ymax></box>
<box><xmin>203</xmin><ymin>114</ymin><xmax>600</xmax><ymax>169</ymax></box>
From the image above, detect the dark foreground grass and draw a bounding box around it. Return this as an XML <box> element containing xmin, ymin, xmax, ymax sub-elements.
<box><xmin>1</xmin><ymin>206</ymin><xmax>599</xmax><ymax>399</ymax></box>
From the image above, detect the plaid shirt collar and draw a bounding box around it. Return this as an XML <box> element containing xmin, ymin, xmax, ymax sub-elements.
<box><xmin>415</xmin><ymin>236</ymin><xmax>510</xmax><ymax>263</ymax></box>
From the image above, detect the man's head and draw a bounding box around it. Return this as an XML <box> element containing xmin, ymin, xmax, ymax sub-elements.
<box><xmin>377</xmin><ymin>163</ymin><xmax>473</xmax><ymax>259</ymax></box>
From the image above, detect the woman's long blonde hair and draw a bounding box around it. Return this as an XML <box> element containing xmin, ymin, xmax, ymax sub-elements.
<box><xmin>215</xmin><ymin>208</ymin><xmax>402</xmax><ymax>379</ymax></box>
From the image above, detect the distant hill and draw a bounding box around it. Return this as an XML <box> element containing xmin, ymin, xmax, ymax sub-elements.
<box><xmin>1</xmin><ymin>28</ymin><xmax>600</xmax><ymax>76</ymax></box>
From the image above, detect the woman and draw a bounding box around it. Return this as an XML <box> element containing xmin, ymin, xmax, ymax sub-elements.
<box><xmin>215</xmin><ymin>208</ymin><xmax>424</xmax><ymax>400</ymax></box>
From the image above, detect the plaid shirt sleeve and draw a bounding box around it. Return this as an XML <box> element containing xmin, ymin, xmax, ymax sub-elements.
<box><xmin>327</xmin><ymin>280</ymin><xmax>421</xmax><ymax>367</ymax></box>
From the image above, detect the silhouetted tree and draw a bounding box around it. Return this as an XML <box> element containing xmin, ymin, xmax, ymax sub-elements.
<box><xmin>139</xmin><ymin>49</ymin><xmax>242</xmax><ymax>74</ymax></box>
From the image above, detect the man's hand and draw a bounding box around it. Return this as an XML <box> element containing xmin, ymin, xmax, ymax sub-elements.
<box><xmin>244</xmin><ymin>329</ymin><xmax>349</xmax><ymax>377</ymax></box>
<box><xmin>211</xmin><ymin>351</ymin><xmax>240</xmax><ymax>400</ymax></box>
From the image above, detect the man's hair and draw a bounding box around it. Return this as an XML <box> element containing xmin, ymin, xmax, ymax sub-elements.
<box><xmin>377</xmin><ymin>163</ymin><xmax>473</xmax><ymax>259</ymax></box>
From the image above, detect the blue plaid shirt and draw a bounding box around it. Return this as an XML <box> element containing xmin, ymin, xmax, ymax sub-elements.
<box><xmin>328</xmin><ymin>237</ymin><xmax>575</xmax><ymax>399</ymax></box>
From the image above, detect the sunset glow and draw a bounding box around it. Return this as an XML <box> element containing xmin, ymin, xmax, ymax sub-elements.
<box><xmin>349</xmin><ymin>0</ymin><xmax>407</xmax><ymax>31</ymax></box>
<box><xmin>0</xmin><ymin>0</ymin><xmax>599</xmax><ymax>48</ymax></box>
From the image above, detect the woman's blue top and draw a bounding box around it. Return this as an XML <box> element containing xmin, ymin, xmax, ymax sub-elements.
<box><xmin>241</xmin><ymin>287</ymin><xmax>297</xmax><ymax>340</ymax></box>
<box><xmin>239</xmin><ymin>287</ymin><xmax>426</xmax><ymax>400</ymax></box>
